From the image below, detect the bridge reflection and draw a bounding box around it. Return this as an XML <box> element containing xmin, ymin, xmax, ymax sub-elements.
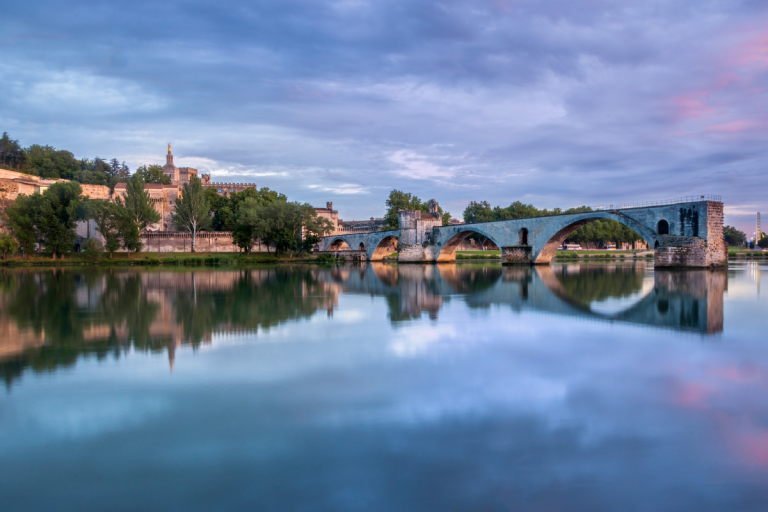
<box><xmin>322</xmin><ymin>262</ymin><xmax>725</xmax><ymax>334</ymax></box>
<box><xmin>0</xmin><ymin>263</ymin><xmax>725</xmax><ymax>387</ymax></box>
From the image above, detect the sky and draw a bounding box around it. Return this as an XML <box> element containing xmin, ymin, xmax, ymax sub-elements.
<box><xmin>1</xmin><ymin>0</ymin><xmax>767</xmax><ymax>233</ymax></box>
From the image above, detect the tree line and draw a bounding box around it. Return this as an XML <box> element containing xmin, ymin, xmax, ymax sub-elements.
<box><xmin>462</xmin><ymin>200</ymin><xmax>642</xmax><ymax>247</ymax></box>
<box><xmin>1</xmin><ymin>132</ymin><xmax>181</xmax><ymax>190</ymax></box>
<box><xmin>0</xmin><ymin>132</ymin><xmax>136</xmax><ymax>189</ymax></box>
<box><xmin>0</xmin><ymin>173</ymin><xmax>333</xmax><ymax>259</ymax></box>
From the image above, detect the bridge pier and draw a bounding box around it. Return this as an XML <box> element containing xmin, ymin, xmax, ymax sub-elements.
<box><xmin>654</xmin><ymin>236</ymin><xmax>725</xmax><ymax>268</ymax></box>
<box><xmin>501</xmin><ymin>246</ymin><xmax>532</xmax><ymax>265</ymax></box>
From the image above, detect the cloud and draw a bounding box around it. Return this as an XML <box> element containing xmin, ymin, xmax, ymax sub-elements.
<box><xmin>0</xmin><ymin>0</ymin><xmax>767</xmax><ymax>228</ymax></box>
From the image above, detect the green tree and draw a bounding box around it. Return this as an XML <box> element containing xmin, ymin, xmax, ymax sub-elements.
<box><xmin>463</xmin><ymin>201</ymin><xmax>496</xmax><ymax>223</ymax></box>
<box><xmin>0</xmin><ymin>132</ymin><xmax>27</xmax><ymax>170</ymax></box>
<box><xmin>3</xmin><ymin>194</ymin><xmax>41</xmax><ymax>257</ymax></box>
<box><xmin>233</xmin><ymin>197</ymin><xmax>268</xmax><ymax>253</ymax></box>
<box><xmin>724</xmin><ymin>225</ymin><xmax>747</xmax><ymax>246</ymax></box>
<box><xmin>300</xmin><ymin>205</ymin><xmax>334</xmax><ymax>253</ymax></box>
<box><xmin>135</xmin><ymin>164</ymin><xmax>171</xmax><ymax>185</ymax></box>
<box><xmin>114</xmin><ymin>173</ymin><xmax>161</xmax><ymax>252</ymax></box>
<box><xmin>234</xmin><ymin>199</ymin><xmax>331</xmax><ymax>256</ymax></box>
<box><xmin>87</xmin><ymin>200</ymin><xmax>122</xmax><ymax>258</ymax></box>
<box><xmin>382</xmin><ymin>190</ymin><xmax>452</xmax><ymax>230</ymax></box>
<box><xmin>172</xmin><ymin>177</ymin><xmax>212</xmax><ymax>252</ymax></box>
<box><xmin>0</xmin><ymin>233</ymin><xmax>19</xmax><ymax>259</ymax></box>
<box><xmin>207</xmin><ymin>187</ymin><xmax>287</xmax><ymax>231</ymax></box>
<box><xmin>36</xmin><ymin>182</ymin><xmax>84</xmax><ymax>258</ymax></box>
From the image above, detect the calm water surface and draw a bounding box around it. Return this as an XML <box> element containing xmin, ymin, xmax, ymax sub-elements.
<box><xmin>1</xmin><ymin>262</ymin><xmax>767</xmax><ymax>511</ymax></box>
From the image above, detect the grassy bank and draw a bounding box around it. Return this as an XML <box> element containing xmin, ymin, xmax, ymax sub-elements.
<box><xmin>0</xmin><ymin>251</ymin><xmax>333</xmax><ymax>267</ymax></box>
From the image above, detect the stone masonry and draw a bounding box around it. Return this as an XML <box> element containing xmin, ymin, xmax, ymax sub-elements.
<box><xmin>319</xmin><ymin>199</ymin><xmax>727</xmax><ymax>269</ymax></box>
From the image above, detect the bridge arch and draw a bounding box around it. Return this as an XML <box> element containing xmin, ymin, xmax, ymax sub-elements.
<box><xmin>533</xmin><ymin>211</ymin><xmax>658</xmax><ymax>264</ymax></box>
<box><xmin>370</xmin><ymin>235</ymin><xmax>398</xmax><ymax>260</ymax></box>
<box><xmin>436</xmin><ymin>229</ymin><xmax>503</xmax><ymax>262</ymax></box>
<box><xmin>328</xmin><ymin>238</ymin><xmax>351</xmax><ymax>251</ymax></box>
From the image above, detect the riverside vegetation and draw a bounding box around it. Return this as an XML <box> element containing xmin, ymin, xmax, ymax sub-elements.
<box><xmin>1</xmin><ymin>133</ymin><xmax>749</xmax><ymax>263</ymax></box>
<box><xmin>1</xmin><ymin>173</ymin><xmax>334</xmax><ymax>263</ymax></box>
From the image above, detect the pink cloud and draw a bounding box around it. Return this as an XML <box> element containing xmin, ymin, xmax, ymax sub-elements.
<box><xmin>706</xmin><ymin>119</ymin><xmax>757</xmax><ymax>134</ymax></box>
<box><xmin>670</xmin><ymin>91</ymin><xmax>717</xmax><ymax>121</ymax></box>
<box><xmin>732</xmin><ymin>32</ymin><xmax>768</xmax><ymax>69</ymax></box>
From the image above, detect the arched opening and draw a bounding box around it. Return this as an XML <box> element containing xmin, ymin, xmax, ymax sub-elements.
<box><xmin>371</xmin><ymin>236</ymin><xmax>398</xmax><ymax>261</ymax></box>
<box><xmin>520</xmin><ymin>228</ymin><xmax>529</xmax><ymax>245</ymax></box>
<box><xmin>535</xmin><ymin>215</ymin><xmax>656</xmax><ymax>264</ymax></box>
<box><xmin>436</xmin><ymin>230</ymin><xmax>502</xmax><ymax>262</ymax></box>
<box><xmin>657</xmin><ymin>219</ymin><xmax>669</xmax><ymax>235</ymax></box>
<box><xmin>328</xmin><ymin>239</ymin><xmax>351</xmax><ymax>251</ymax></box>
<box><xmin>654</xmin><ymin>240</ymin><xmax>660</xmax><ymax>249</ymax></box>
<box><xmin>359</xmin><ymin>243</ymin><xmax>365</xmax><ymax>251</ymax></box>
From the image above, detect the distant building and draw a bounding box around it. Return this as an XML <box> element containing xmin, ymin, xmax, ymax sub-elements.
<box><xmin>339</xmin><ymin>217</ymin><xmax>387</xmax><ymax>232</ymax></box>
<box><xmin>314</xmin><ymin>201</ymin><xmax>389</xmax><ymax>235</ymax></box>
<box><xmin>113</xmin><ymin>182</ymin><xmax>179</xmax><ymax>231</ymax></box>
<box><xmin>163</xmin><ymin>144</ymin><xmax>256</xmax><ymax>197</ymax></box>
<box><xmin>314</xmin><ymin>202</ymin><xmax>340</xmax><ymax>234</ymax></box>
<box><xmin>162</xmin><ymin>143</ymin><xmax>199</xmax><ymax>185</ymax></box>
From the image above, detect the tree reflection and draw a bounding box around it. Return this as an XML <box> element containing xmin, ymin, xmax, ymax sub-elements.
<box><xmin>0</xmin><ymin>263</ymin><xmax>726</xmax><ymax>387</ymax></box>
<box><xmin>0</xmin><ymin>268</ymin><xmax>337</xmax><ymax>388</ymax></box>
<box><xmin>552</xmin><ymin>265</ymin><xmax>646</xmax><ymax>307</ymax></box>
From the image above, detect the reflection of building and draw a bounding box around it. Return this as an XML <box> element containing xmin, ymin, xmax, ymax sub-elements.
<box><xmin>0</xmin><ymin>269</ymin><xmax>341</xmax><ymax>381</ymax></box>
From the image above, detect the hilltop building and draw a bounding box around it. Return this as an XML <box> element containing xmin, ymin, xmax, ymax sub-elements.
<box><xmin>163</xmin><ymin>143</ymin><xmax>256</xmax><ymax>197</ymax></box>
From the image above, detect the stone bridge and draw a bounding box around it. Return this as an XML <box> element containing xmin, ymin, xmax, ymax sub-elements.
<box><xmin>318</xmin><ymin>198</ymin><xmax>726</xmax><ymax>268</ymax></box>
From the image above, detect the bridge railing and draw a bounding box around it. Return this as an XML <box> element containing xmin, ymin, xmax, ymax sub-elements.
<box><xmin>595</xmin><ymin>195</ymin><xmax>722</xmax><ymax>211</ymax></box>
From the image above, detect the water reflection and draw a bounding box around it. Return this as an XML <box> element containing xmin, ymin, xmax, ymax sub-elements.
<box><xmin>0</xmin><ymin>263</ymin><xmax>726</xmax><ymax>386</ymax></box>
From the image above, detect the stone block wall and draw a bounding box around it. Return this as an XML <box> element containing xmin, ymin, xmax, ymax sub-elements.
<box><xmin>202</xmin><ymin>182</ymin><xmax>257</xmax><ymax>197</ymax></box>
<box><xmin>398</xmin><ymin>209</ymin><xmax>441</xmax><ymax>248</ymax></box>
<box><xmin>397</xmin><ymin>244</ymin><xmax>426</xmax><ymax>262</ymax></box>
<box><xmin>654</xmin><ymin>201</ymin><xmax>725</xmax><ymax>268</ymax></box>
<box><xmin>502</xmin><ymin>246</ymin><xmax>532</xmax><ymax>265</ymax></box>
<box><xmin>137</xmin><ymin>232</ymin><xmax>269</xmax><ymax>253</ymax></box>
<box><xmin>315</xmin><ymin>250</ymin><xmax>367</xmax><ymax>261</ymax></box>
<box><xmin>654</xmin><ymin>236</ymin><xmax>709</xmax><ymax>267</ymax></box>
<box><xmin>80</xmin><ymin>184</ymin><xmax>111</xmax><ymax>200</ymax></box>
<box><xmin>0</xmin><ymin>179</ymin><xmax>33</xmax><ymax>201</ymax></box>
<box><xmin>705</xmin><ymin>201</ymin><xmax>727</xmax><ymax>266</ymax></box>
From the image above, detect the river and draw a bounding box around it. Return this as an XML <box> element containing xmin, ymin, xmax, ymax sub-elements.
<box><xmin>0</xmin><ymin>261</ymin><xmax>766</xmax><ymax>511</ymax></box>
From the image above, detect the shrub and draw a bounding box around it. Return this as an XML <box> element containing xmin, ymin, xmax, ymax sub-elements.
<box><xmin>82</xmin><ymin>238</ymin><xmax>102</xmax><ymax>260</ymax></box>
<box><xmin>315</xmin><ymin>253</ymin><xmax>336</xmax><ymax>264</ymax></box>
<box><xmin>0</xmin><ymin>233</ymin><xmax>19</xmax><ymax>260</ymax></box>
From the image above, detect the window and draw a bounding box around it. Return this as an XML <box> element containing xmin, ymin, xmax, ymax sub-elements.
<box><xmin>657</xmin><ymin>219</ymin><xmax>669</xmax><ymax>235</ymax></box>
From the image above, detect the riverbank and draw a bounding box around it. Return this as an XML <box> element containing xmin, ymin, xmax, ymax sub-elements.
<box><xmin>0</xmin><ymin>248</ymin><xmax>759</xmax><ymax>266</ymax></box>
<box><xmin>0</xmin><ymin>252</ymin><xmax>313</xmax><ymax>267</ymax></box>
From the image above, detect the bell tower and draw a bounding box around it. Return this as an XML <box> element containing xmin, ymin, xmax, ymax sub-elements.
<box><xmin>163</xmin><ymin>143</ymin><xmax>179</xmax><ymax>182</ymax></box>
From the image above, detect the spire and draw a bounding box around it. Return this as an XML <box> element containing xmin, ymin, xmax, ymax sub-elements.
<box><xmin>168</xmin><ymin>142</ymin><xmax>172</xmax><ymax>155</ymax></box>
